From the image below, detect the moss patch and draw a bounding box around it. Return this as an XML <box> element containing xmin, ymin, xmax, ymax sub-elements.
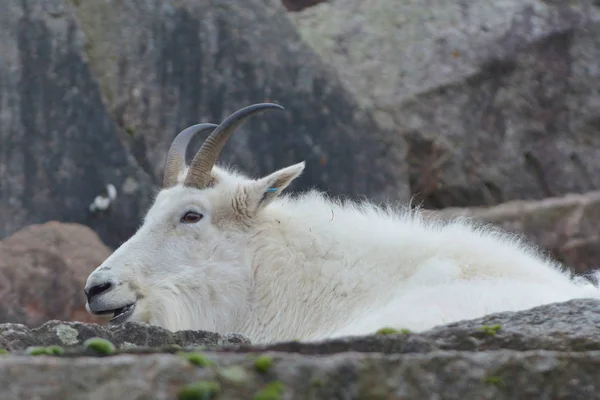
<box><xmin>375</xmin><ymin>327</ymin><xmax>410</xmax><ymax>335</ymax></box>
<box><xmin>478</xmin><ymin>324</ymin><xmax>502</xmax><ymax>336</ymax></box>
<box><xmin>177</xmin><ymin>380</ymin><xmax>220</xmax><ymax>400</ymax></box>
<box><xmin>178</xmin><ymin>351</ymin><xmax>213</xmax><ymax>367</ymax></box>
<box><xmin>484</xmin><ymin>375</ymin><xmax>505</xmax><ymax>388</ymax></box>
<box><xmin>254</xmin><ymin>355</ymin><xmax>275</xmax><ymax>373</ymax></box>
<box><xmin>0</xmin><ymin>348</ymin><xmax>8</xmax><ymax>355</ymax></box>
<box><xmin>252</xmin><ymin>381</ymin><xmax>285</xmax><ymax>400</ymax></box>
<box><xmin>84</xmin><ymin>337</ymin><xmax>116</xmax><ymax>356</ymax></box>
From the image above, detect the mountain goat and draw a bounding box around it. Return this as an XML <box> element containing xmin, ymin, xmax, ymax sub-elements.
<box><xmin>84</xmin><ymin>103</ymin><xmax>600</xmax><ymax>343</ymax></box>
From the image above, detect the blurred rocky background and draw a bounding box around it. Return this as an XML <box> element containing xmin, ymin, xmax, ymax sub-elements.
<box><xmin>1</xmin><ymin>0</ymin><xmax>600</xmax><ymax>389</ymax></box>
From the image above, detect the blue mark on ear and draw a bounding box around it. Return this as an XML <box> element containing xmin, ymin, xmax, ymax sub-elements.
<box><xmin>266</xmin><ymin>187</ymin><xmax>277</xmax><ymax>193</ymax></box>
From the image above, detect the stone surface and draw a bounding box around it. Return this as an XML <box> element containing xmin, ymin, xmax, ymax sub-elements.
<box><xmin>68</xmin><ymin>0</ymin><xmax>409</xmax><ymax>203</ymax></box>
<box><xmin>0</xmin><ymin>320</ymin><xmax>250</xmax><ymax>352</ymax></box>
<box><xmin>288</xmin><ymin>0</ymin><xmax>600</xmax><ymax>209</ymax></box>
<box><xmin>2</xmin><ymin>350</ymin><xmax>600</xmax><ymax>399</ymax></box>
<box><xmin>220</xmin><ymin>298</ymin><xmax>600</xmax><ymax>355</ymax></box>
<box><xmin>0</xmin><ymin>221</ymin><xmax>110</xmax><ymax>327</ymax></box>
<box><xmin>0</xmin><ymin>0</ymin><xmax>157</xmax><ymax>249</ymax></box>
<box><xmin>424</xmin><ymin>191</ymin><xmax>600</xmax><ymax>273</ymax></box>
<box><xmin>1</xmin><ymin>300</ymin><xmax>600</xmax><ymax>399</ymax></box>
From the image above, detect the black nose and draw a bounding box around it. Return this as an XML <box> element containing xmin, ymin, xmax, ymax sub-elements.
<box><xmin>85</xmin><ymin>282</ymin><xmax>113</xmax><ymax>302</ymax></box>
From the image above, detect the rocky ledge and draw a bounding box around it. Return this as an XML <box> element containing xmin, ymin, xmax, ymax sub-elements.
<box><xmin>2</xmin><ymin>299</ymin><xmax>600</xmax><ymax>399</ymax></box>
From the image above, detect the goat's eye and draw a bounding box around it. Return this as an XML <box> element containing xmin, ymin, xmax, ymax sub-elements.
<box><xmin>181</xmin><ymin>211</ymin><xmax>203</xmax><ymax>224</ymax></box>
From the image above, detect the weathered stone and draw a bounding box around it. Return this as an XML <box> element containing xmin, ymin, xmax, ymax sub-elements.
<box><xmin>288</xmin><ymin>0</ymin><xmax>600</xmax><ymax>208</ymax></box>
<box><xmin>1</xmin><ymin>300</ymin><xmax>600</xmax><ymax>398</ymax></box>
<box><xmin>0</xmin><ymin>221</ymin><xmax>111</xmax><ymax>326</ymax></box>
<box><xmin>68</xmin><ymin>0</ymin><xmax>409</xmax><ymax>204</ymax></box>
<box><xmin>0</xmin><ymin>320</ymin><xmax>250</xmax><ymax>352</ymax></box>
<box><xmin>1</xmin><ymin>347</ymin><xmax>600</xmax><ymax>399</ymax></box>
<box><xmin>217</xmin><ymin>298</ymin><xmax>600</xmax><ymax>355</ymax></box>
<box><xmin>424</xmin><ymin>191</ymin><xmax>600</xmax><ymax>273</ymax></box>
<box><xmin>0</xmin><ymin>0</ymin><xmax>157</xmax><ymax>249</ymax></box>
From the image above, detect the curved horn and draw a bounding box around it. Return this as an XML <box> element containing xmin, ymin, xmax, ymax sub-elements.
<box><xmin>184</xmin><ymin>103</ymin><xmax>285</xmax><ymax>189</ymax></box>
<box><xmin>162</xmin><ymin>123</ymin><xmax>219</xmax><ymax>188</ymax></box>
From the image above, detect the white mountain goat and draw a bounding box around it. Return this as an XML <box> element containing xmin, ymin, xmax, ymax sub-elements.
<box><xmin>84</xmin><ymin>103</ymin><xmax>600</xmax><ymax>343</ymax></box>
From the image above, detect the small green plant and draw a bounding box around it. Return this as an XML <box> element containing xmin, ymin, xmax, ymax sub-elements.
<box><xmin>47</xmin><ymin>345</ymin><xmax>64</xmax><ymax>356</ymax></box>
<box><xmin>124</xmin><ymin>126</ymin><xmax>136</xmax><ymax>136</ymax></box>
<box><xmin>252</xmin><ymin>381</ymin><xmax>285</xmax><ymax>400</ymax></box>
<box><xmin>178</xmin><ymin>351</ymin><xmax>213</xmax><ymax>367</ymax></box>
<box><xmin>478</xmin><ymin>324</ymin><xmax>502</xmax><ymax>336</ymax></box>
<box><xmin>311</xmin><ymin>378</ymin><xmax>324</xmax><ymax>387</ymax></box>
<box><xmin>375</xmin><ymin>327</ymin><xmax>400</xmax><ymax>335</ymax></box>
<box><xmin>177</xmin><ymin>380</ymin><xmax>220</xmax><ymax>400</ymax></box>
<box><xmin>83</xmin><ymin>337</ymin><xmax>116</xmax><ymax>356</ymax></box>
<box><xmin>484</xmin><ymin>375</ymin><xmax>505</xmax><ymax>388</ymax></box>
<box><xmin>253</xmin><ymin>354</ymin><xmax>274</xmax><ymax>373</ymax></box>
<box><xmin>25</xmin><ymin>346</ymin><xmax>53</xmax><ymax>356</ymax></box>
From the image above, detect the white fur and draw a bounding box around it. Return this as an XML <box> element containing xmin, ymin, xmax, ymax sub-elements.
<box><xmin>84</xmin><ymin>161</ymin><xmax>600</xmax><ymax>343</ymax></box>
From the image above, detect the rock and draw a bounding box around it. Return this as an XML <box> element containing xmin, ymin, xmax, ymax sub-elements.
<box><xmin>1</xmin><ymin>300</ymin><xmax>600</xmax><ymax>399</ymax></box>
<box><xmin>424</xmin><ymin>191</ymin><xmax>600</xmax><ymax>273</ymax></box>
<box><xmin>287</xmin><ymin>0</ymin><xmax>600</xmax><ymax>208</ymax></box>
<box><xmin>67</xmin><ymin>0</ymin><xmax>409</xmax><ymax>204</ymax></box>
<box><xmin>0</xmin><ymin>0</ymin><xmax>157</xmax><ymax>249</ymax></box>
<box><xmin>0</xmin><ymin>320</ymin><xmax>250</xmax><ymax>352</ymax></box>
<box><xmin>2</xmin><ymin>350</ymin><xmax>600</xmax><ymax>399</ymax></box>
<box><xmin>0</xmin><ymin>221</ymin><xmax>111</xmax><ymax>327</ymax></box>
<box><xmin>219</xmin><ymin>298</ymin><xmax>600</xmax><ymax>355</ymax></box>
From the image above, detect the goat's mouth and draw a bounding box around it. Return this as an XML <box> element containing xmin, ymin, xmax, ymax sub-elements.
<box><xmin>92</xmin><ymin>303</ymin><xmax>136</xmax><ymax>325</ymax></box>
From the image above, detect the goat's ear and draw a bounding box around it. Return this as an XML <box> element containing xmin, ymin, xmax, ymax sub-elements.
<box><xmin>247</xmin><ymin>161</ymin><xmax>305</xmax><ymax>213</ymax></box>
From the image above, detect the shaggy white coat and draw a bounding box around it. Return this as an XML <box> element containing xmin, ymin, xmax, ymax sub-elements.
<box><xmin>84</xmin><ymin>162</ymin><xmax>600</xmax><ymax>343</ymax></box>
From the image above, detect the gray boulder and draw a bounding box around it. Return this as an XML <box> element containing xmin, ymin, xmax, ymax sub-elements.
<box><xmin>69</xmin><ymin>0</ymin><xmax>409</xmax><ymax>202</ymax></box>
<box><xmin>288</xmin><ymin>0</ymin><xmax>600</xmax><ymax>208</ymax></box>
<box><xmin>0</xmin><ymin>0</ymin><xmax>157</xmax><ymax>249</ymax></box>
<box><xmin>2</xmin><ymin>299</ymin><xmax>600</xmax><ymax>399</ymax></box>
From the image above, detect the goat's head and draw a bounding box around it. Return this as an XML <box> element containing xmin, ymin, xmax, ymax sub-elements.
<box><xmin>83</xmin><ymin>103</ymin><xmax>304</xmax><ymax>332</ymax></box>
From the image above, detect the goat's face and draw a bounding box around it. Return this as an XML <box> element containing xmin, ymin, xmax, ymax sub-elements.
<box><xmin>83</xmin><ymin>103</ymin><xmax>304</xmax><ymax>332</ymax></box>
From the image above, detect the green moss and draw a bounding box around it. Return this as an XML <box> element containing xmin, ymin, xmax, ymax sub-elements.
<box><xmin>124</xmin><ymin>126</ymin><xmax>136</xmax><ymax>136</ymax></box>
<box><xmin>177</xmin><ymin>351</ymin><xmax>213</xmax><ymax>367</ymax></box>
<box><xmin>484</xmin><ymin>375</ymin><xmax>505</xmax><ymax>388</ymax></box>
<box><xmin>25</xmin><ymin>346</ymin><xmax>53</xmax><ymax>356</ymax></box>
<box><xmin>375</xmin><ymin>327</ymin><xmax>400</xmax><ymax>335</ymax></box>
<box><xmin>0</xmin><ymin>348</ymin><xmax>9</xmax><ymax>355</ymax></box>
<box><xmin>252</xmin><ymin>381</ymin><xmax>285</xmax><ymax>400</ymax></box>
<box><xmin>311</xmin><ymin>378</ymin><xmax>324</xmax><ymax>387</ymax></box>
<box><xmin>47</xmin><ymin>345</ymin><xmax>64</xmax><ymax>356</ymax></box>
<box><xmin>478</xmin><ymin>324</ymin><xmax>502</xmax><ymax>336</ymax></box>
<box><xmin>83</xmin><ymin>337</ymin><xmax>116</xmax><ymax>355</ymax></box>
<box><xmin>254</xmin><ymin>355</ymin><xmax>274</xmax><ymax>373</ymax></box>
<box><xmin>177</xmin><ymin>380</ymin><xmax>220</xmax><ymax>400</ymax></box>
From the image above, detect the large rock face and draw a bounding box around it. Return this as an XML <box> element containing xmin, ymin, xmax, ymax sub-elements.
<box><xmin>1</xmin><ymin>299</ymin><xmax>600</xmax><ymax>399</ymax></box>
<box><xmin>288</xmin><ymin>0</ymin><xmax>600</xmax><ymax>209</ymax></box>
<box><xmin>0</xmin><ymin>221</ymin><xmax>110</xmax><ymax>327</ymax></box>
<box><xmin>68</xmin><ymin>0</ymin><xmax>409</xmax><ymax>202</ymax></box>
<box><xmin>0</xmin><ymin>0</ymin><xmax>411</xmax><ymax>249</ymax></box>
<box><xmin>0</xmin><ymin>1</ymin><xmax>157</xmax><ymax>249</ymax></box>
